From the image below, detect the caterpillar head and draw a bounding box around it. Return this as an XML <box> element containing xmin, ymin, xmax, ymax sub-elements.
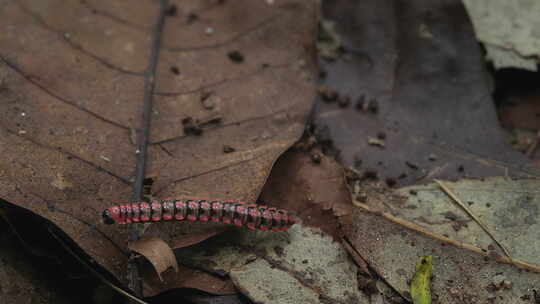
<box><xmin>102</xmin><ymin>206</ymin><xmax>120</xmax><ymax>225</ymax></box>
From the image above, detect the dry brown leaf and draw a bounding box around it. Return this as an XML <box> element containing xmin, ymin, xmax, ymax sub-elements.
<box><xmin>0</xmin><ymin>0</ymin><xmax>318</xmax><ymax>295</ymax></box>
<box><xmin>259</xmin><ymin>145</ymin><xmax>352</xmax><ymax>238</ymax></box>
<box><xmin>172</xmin><ymin>227</ymin><xmax>224</xmax><ymax>249</ymax></box>
<box><xmin>499</xmin><ymin>96</ymin><xmax>540</xmax><ymax>130</ymax></box>
<box><xmin>141</xmin><ymin>263</ymin><xmax>236</xmax><ymax>297</ymax></box>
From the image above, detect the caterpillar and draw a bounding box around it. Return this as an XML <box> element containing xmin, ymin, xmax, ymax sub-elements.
<box><xmin>102</xmin><ymin>198</ymin><xmax>297</xmax><ymax>231</ymax></box>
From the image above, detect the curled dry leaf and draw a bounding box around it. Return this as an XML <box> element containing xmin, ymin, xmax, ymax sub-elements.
<box><xmin>140</xmin><ymin>263</ymin><xmax>236</xmax><ymax>297</ymax></box>
<box><xmin>128</xmin><ymin>237</ymin><xmax>178</xmax><ymax>282</ymax></box>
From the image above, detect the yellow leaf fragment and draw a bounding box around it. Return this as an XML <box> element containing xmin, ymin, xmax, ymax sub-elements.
<box><xmin>410</xmin><ymin>256</ymin><xmax>432</xmax><ymax>304</ymax></box>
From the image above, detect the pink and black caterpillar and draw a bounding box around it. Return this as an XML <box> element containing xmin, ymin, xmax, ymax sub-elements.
<box><xmin>102</xmin><ymin>198</ymin><xmax>297</xmax><ymax>231</ymax></box>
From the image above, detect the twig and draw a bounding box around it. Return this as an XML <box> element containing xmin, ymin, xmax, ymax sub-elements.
<box><xmin>434</xmin><ymin>179</ymin><xmax>512</xmax><ymax>261</ymax></box>
<box><xmin>128</xmin><ymin>0</ymin><xmax>169</xmax><ymax>297</ymax></box>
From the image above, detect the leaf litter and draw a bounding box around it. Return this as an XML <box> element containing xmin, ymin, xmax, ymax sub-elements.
<box><xmin>174</xmin><ymin>223</ymin><xmax>368</xmax><ymax>304</ymax></box>
<box><xmin>344</xmin><ymin>175</ymin><xmax>540</xmax><ymax>303</ymax></box>
<box><xmin>314</xmin><ymin>0</ymin><xmax>540</xmax><ymax>189</ymax></box>
<box><xmin>0</xmin><ymin>0</ymin><xmax>318</xmax><ymax>299</ymax></box>
<box><xmin>2</xmin><ymin>0</ymin><xmax>540</xmax><ymax>303</ymax></box>
<box><xmin>147</xmin><ymin>145</ymin><xmax>362</xmax><ymax>302</ymax></box>
<box><xmin>314</xmin><ymin>0</ymin><xmax>540</xmax><ymax>303</ymax></box>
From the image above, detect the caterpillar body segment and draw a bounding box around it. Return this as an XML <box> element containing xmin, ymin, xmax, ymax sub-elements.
<box><xmin>102</xmin><ymin>198</ymin><xmax>297</xmax><ymax>232</ymax></box>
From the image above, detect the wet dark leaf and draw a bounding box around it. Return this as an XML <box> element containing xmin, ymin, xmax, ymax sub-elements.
<box><xmin>314</xmin><ymin>0</ymin><xmax>540</xmax><ymax>187</ymax></box>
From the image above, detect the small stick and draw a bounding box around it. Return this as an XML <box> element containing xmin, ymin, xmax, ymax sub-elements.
<box><xmin>434</xmin><ymin>179</ymin><xmax>512</xmax><ymax>261</ymax></box>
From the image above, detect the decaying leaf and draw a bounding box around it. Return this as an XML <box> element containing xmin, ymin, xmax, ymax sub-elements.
<box><xmin>175</xmin><ymin>224</ymin><xmax>369</xmax><ymax>304</ymax></box>
<box><xmin>0</xmin><ymin>0</ymin><xmax>319</xmax><ymax>295</ymax></box>
<box><xmin>129</xmin><ymin>237</ymin><xmax>178</xmax><ymax>282</ymax></box>
<box><xmin>462</xmin><ymin>0</ymin><xmax>540</xmax><ymax>71</ymax></box>
<box><xmin>342</xmin><ymin>177</ymin><xmax>540</xmax><ymax>303</ymax></box>
<box><xmin>343</xmin><ymin>207</ymin><xmax>540</xmax><ymax>303</ymax></box>
<box><xmin>139</xmin><ymin>263</ymin><xmax>236</xmax><ymax>297</ymax></box>
<box><xmin>316</xmin><ymin>2</ymin><xmax>540</xmax><ymax>300</ymax></box>
<box><xmin>314</xmin><ymin>0</ymin><xmax>539</xmax><ymax>188</ymax></box>
<box><xmin>394</xmin><ymin>178</ymin><xmax>540</xmax><ymax>270</ymax></box>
